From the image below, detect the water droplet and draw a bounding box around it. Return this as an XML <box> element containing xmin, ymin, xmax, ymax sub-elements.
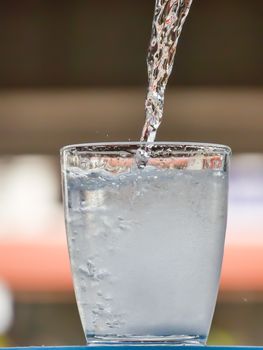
<box><xmin>79</xmin><ymin>260</ymin><xmax>96</xmax><ymax>279</ymax></box>
<box><xmin>96</xmin><ymin>303</ymin><xmax>104</xmax><ymax>311</ymax></box>
<box><xmin>97</xmin><ymin>269</ymin><xmax>110</xmax><ymax>280</ymax></box>
<box><xmin>81</xmin><ymin>285</ymin><xmax>86</xmax><ymax>292</ymax></box>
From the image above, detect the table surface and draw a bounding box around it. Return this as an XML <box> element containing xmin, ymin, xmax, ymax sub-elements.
<box><xmin>1</xmin><ymin>346</ymin><xmax>263</xmax><ymax>350</ymax></box>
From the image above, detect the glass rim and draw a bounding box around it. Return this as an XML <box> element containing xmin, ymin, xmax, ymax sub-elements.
<box><xmin>61</xmin><ymin>141</ymin><xmax>231</xmax><ymax>156</ymax></box>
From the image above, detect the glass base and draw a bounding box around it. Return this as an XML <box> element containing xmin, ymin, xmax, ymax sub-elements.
<box><xmin>86</xmin><ymin>334</ymin><xmax>206</xmax><ymax>346</ymax></box>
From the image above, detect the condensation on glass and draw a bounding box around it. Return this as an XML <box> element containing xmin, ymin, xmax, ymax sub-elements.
<box><xmin>61</xmin><ymin>142</ymin><xmax>231</xmax><ymax>345</ymax></box>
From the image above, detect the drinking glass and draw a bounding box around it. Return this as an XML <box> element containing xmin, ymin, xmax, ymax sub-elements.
<box><xmin>61</xmin><ymin>142</ymin><xmax>231</xmax><ymax>345</ymax></box>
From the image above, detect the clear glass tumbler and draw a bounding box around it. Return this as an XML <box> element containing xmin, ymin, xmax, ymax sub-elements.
<box><xmin>61</xmin><ymin>142</ymin><xmax>231</xmax><ymax>345</ymax></box>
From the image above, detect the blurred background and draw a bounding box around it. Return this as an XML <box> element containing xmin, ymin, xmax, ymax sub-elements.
<box><xmin>0</xmin><ymin>0</ymin><xmax>263</xmax><ymax>346</ymax></box>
